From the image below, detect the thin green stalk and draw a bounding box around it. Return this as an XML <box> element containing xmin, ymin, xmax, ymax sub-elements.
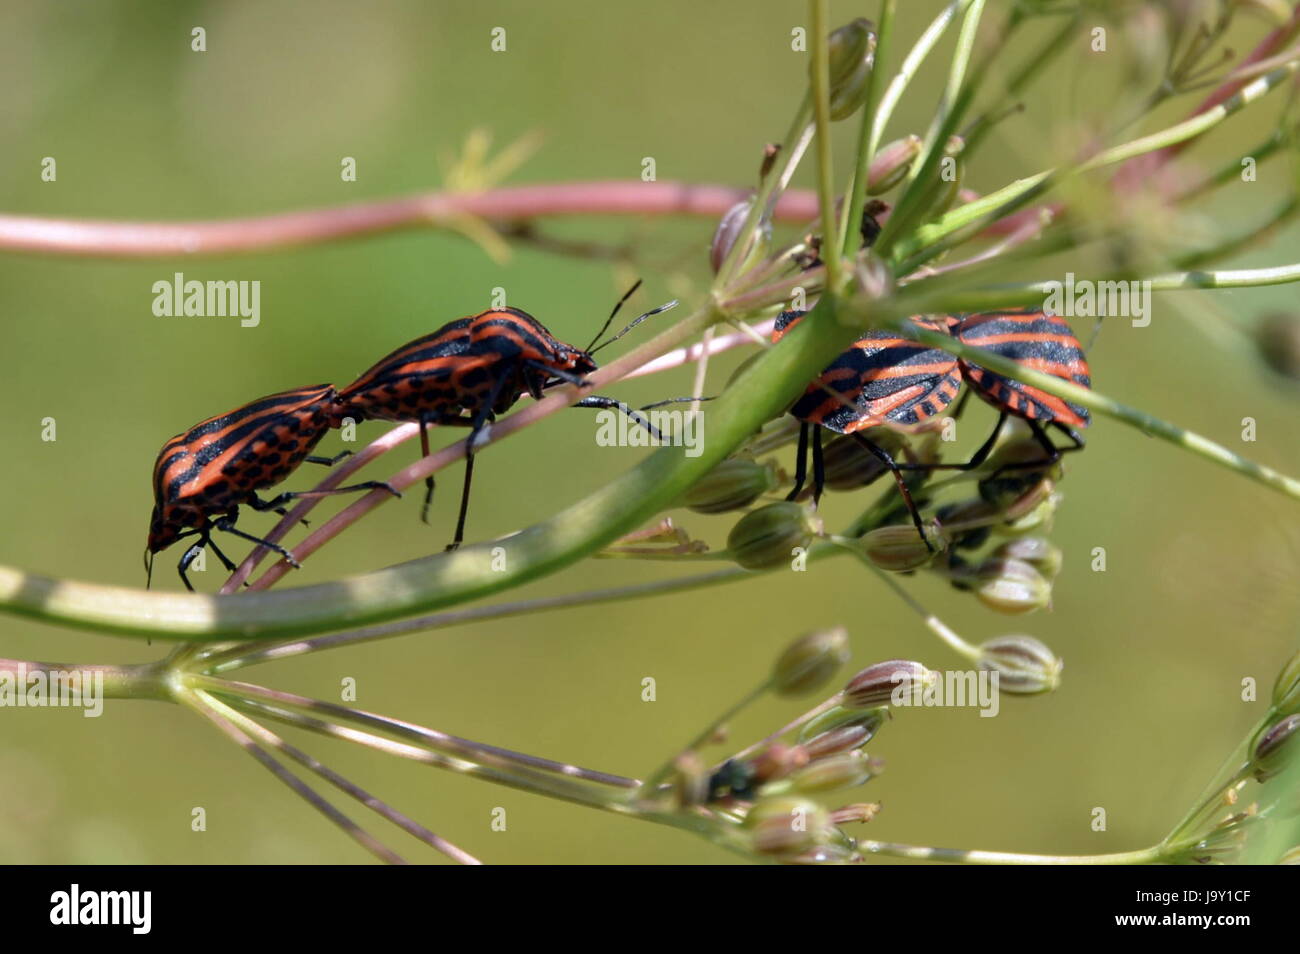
<box><xmin>868</xmin><ymin>0</ymin><xmax>965</xmax><ymax>158</ymax></box>
<box><xmin>715</xmin><ymin>96</ymin><xmax>814</xmax><ymax>288</ymax></box>
<box><xmin>838</xmin><ymin>0</ymin><xmax>896</xmax><ymax>258</ymax></box>
<box><xmin>809</xmin><ymin>0</ymin><xmax>843</xmax><ymax>292</ymax></box>
<box><xmin>857</xmin><ymin>841</ymin><xmax>1167</xmax><ymax>865</ymax></box>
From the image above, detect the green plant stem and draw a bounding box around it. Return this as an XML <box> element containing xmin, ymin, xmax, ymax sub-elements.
<box><xmin>857</xmin><ymin>840</ymin><xmax>1167</xmax><ymax>865</ymax></box>
<box><xmin>868</xmin><ymin>0</ymin><xmax>965</xmax><ymax>158</ymax></box>
<box><xmin>809</xmin><ymin>0</ymin><xmax>843</xmax><ymax>293</ymax></box>
<box><xmin>838</xmin><ymin>0</ymin><xmax>895</xmax><ymax>258</ymax></box>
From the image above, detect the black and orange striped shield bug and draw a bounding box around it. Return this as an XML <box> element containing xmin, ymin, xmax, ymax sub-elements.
<box><xmin>333</xmin><ymin>284</ymin><xmax>678</xmax><ymax>549</ymax></box>
<box><xmin>926</xmin><ymin>310</ymin><xmax>1092</xmax><ymax>478</ymax></box>
<box><xmin>145</xmin><ymin>384</ymin><xmax>399</xmax><ymax>591</ymax></box>
<box><xmin>772</xmin><ymin>309</ymin><xmax>962</xmax><ymax>545</ymax></box>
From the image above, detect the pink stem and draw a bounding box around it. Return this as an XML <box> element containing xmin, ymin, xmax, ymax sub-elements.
<box><xmin>0</xmin><ymin>181</ymin><xmax>822</xmax><ymax>258</ymax></box>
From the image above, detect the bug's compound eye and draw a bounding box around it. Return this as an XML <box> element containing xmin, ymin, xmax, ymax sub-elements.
<box><xmin>147</xmin><ymin>508</ymin><xmax>180</xmax><ymax>553</ymax></box>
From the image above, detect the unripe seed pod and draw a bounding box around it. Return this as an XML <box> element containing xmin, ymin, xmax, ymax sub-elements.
<box><xmin>785</xmin><ymin>751</ymin><xmax>878</xmax><ymax>794</ymax></box>
<box><xmin>843</xmin><ymin>659</ymin><xmax>935</xmax><ymax>708</ymax></box>
<box><xmin>971</xmin><ymin>557</ymin><xmax>1053</xmax><ymax>615</ymax></box>
<box><xmin>745</xmin><ymin>796</ymin><xmax>833</xmax><ymax>854</ymax></box>
<box><xmin>710</xmin><ymin>197</ymin><xmax>770</xmax><ymax>275</ymax></box>
<box><xmin>683</xmin><ymin>457</ymin><xmax>780</xmax><ymax>514</ymax></box>
<box><xmin>978</xmin><ymin>439</ymin><xmax>1063</xmax><ymax>508</ymax></box>
<box><xmin>800</xmin><ymin>710</ymin><xmax>886</xmax><ymax>758</ymax></box>
<box><xmin>728</xmin><ymin>502</ymin><xmax>822</xmax><ymax>570</ymax></box>
<box><xmin>821</xmin><ymin>19</ymin><xmax>877</xmax><ymax>121</ymax></box>
<box><xmin>992</xmin><ymin>536</ymin><xmax>1063</xmax><ymax>579</ymax></box>
<box><xmin>977</xmin><ymin>635</ymin><xmax>1062</xmax><ymax>695</ymax></box>
<box><xmin>1272</xmin><ymin>647</ymin><xmax>1300</xmax><ymax>715</ymax></box>
<box><xmin>861</xmin><ymin>524</ymin><xmax>943</xmax><ymax>572</ymax></box>
<box><xmin>820</xmin><ymin>429</ymin><xmax>908</xmax><ymax>490</ymax></box>
<box><xmin>993</xmin><ymin>491</ymin><xmax>1062</xmax><ymax>538</ymax></box>
<box><xmin>798</xmin><ymin>705</ymin><xmax>886</xmax><ymax>743</ymax></box>
<box><xmin>867</xmin><ymin>135</ymin><xmax>922</xmax><ymax>195</ymax></box>
<box><xmin>1251</xmin><ymin>713</ymin><xmax>1300</xmax><ymax>783</ymax></box>
<box><xmin>772</xmin><ymin>627</ymin><xmax>851</xmax><ymax>697</ymax></box>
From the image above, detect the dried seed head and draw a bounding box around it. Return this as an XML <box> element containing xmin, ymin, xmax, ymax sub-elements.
<box><xmin>861</xmin><ymin>524</ymin><xmax>944</xmax><ymax>572</ymax></box>
<box><xmin>1251</xmin><ymin>713</ymin><xmax>1300</xmax><ymax>783</ymax></box>
<box><xmin>683</xmin><ymin>457</ymin><xmax>781</xmax><ymax>514</ymax></box>
<box><xmin>971</xmin><ymin>557</ymin><xmax>1053</xmax><ymax>615</ymax></box>
<box><xmin>977</xmin><ymin>635</ymin><xmax>1063</xmax><ymax>695</ymax></box>
<box><xmin>745</xmin><ymin>796</ymin><xmax>834</xmax><ymax>854</ymax></box>
<box><xmin>867</xmin><ymin>135</ymin><xmax>923</xmax><ymax>195</ymax></box>
<box><xmin>821</xmin><ymin>18</ymin><xmax>877</xmax><ymax>121</ymax></box>
<box><xmin>727</xmin><ymin>501</ymin><xmax>823</xmax><ymax>570</ymax></box>
<box><xmin>843</xmin><ymin>659</ymin><xmax>936</xmax><ymax>709</ymax></box>
<box><xmin>772</xmin><ymin>627</ymin><xmax>851</xmax><ymax>697</ymax></box>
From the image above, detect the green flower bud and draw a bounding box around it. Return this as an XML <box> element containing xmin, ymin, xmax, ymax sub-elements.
<box><xmin>1251</xmin><ymin>713</ymin><xmax>1300</xmax><ymax>783</ymax></box>
<box><xmin>971</xmin><ymin>557</ymin><xmax>1053</xmax><ymax>615</ymax></box>
<box><xmin>843</xmin><ymin>659</ymin><xmax>935</xmax><ymax>708</ymax></box>
<box><xmin>772</xmin><ymin>627</ymin><xmax>851</xmax><ymax>697</ymax></box>
<box><xmin>683</xmin><ymin>457</ymin><xmax>780</xmax><ymax>514</ymax></box>
<box><xmin>861</xmin><ymin>524</ymin><xmax>944</xmax><ymax>572</ymax></box>
<box><xmin>821</xmin><ymin>429</ymin><xmax>908</xmax><ymax>490</ymax></box>
<box><xmin>992</xmin><ymin>536</ymin><xmax>1063</xmax><ymax>579</ymax></box>
<box><xmin>820</xmin><ymin>19</ymin><xmax>877</xmax><ymax>121</ymax></box>
<box><xmin>866</xmin><ymin>135</ymin><xmax>922</xmax><ymax>195</ymax></box>
<box><xmin>727</xmin><ymin>502</ymin><xmax>822</xmax><ymax>570</ymax></box>
<box><xmin>710</xmin><ymin>197</ymin><xmax>770</xmax><ymax>275</ymax></box>
<box><xmin>1272</xmin><ymin>647</ymin><xmax>1300</xmax><ymax>715</ymax></box>
<box><xmin>745</xmin><ymin>796</ymin><xmax>833</xmax><ymax>854</ymax></box>
<box><xmin>977</xmin><ymin>635</ymin><xmax>1062</xmax><ymax>695</ymax></box>
<box><xmin>784</xmin><ymin>751</ymin><xmax>878</xmax><ymax>794</ymax></box>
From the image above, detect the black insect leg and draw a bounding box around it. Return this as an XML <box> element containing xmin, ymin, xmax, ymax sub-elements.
<box><xmin>448</xmin><ymin>365</ymin><xmax>514</xmax><ymax>551</ymax></box>
<box><xmin>305</xmin><ymin>450</ymin><xmax>353</xmax><ymax>466</ymax></box>
<box><xmin>786</xmin><ymin>422</ymin><xmax>811</xmax><ymax>502</ymax></box>
<box><xmin>212</xmin><ymin>516</ymin><xmax>302</xmax><ymax>570</ymax></box>
<box><xmin>847</xmin><ymin>432</ymin><xmax>933</xmax><ymax>551</ymax></box>
<box><xmin>896</xmin><ymin>411</ymin><xmax>1008</xmax><ymax>474</ymax></box>
<box><xmin>811</xmin><ymin>425</ymin><xmax>826</xmax><ymax>507</ymax></box>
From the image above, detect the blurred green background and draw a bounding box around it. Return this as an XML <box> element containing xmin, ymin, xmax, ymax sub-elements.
<box><xmin>1</xmin><ymin>0</ymin><xmax>1297</xmax><ymax>864</ymax></box>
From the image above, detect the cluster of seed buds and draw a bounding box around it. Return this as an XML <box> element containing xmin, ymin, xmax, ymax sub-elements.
<box><xmin>658</xmin><ymin>629</ymin><xmax>957</xmax><ymax>864</ymax></box>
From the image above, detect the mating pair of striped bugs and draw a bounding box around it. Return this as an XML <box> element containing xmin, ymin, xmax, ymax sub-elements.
<box><xmin>774</xmin><ymin>308</ymin><xmax>1093</xmax><ymax>546</ymax></box>
<box><xmin>146</xmin><ymin>287</ymin><xmax>677</xmax><ymax>590</ymax></box>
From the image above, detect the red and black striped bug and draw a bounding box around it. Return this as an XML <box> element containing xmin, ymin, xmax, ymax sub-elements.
<box><xmin>145</xmin><ymin>384</ymin><xmax>399</xmax><ymax>591</ymax></box>
<box><xmin>773</xmin><ymin>309</ymin><xmax>962</xmax><ymax>545</ymax></box>
<box><xmin>920</xmin><ymin>310</ymin><xmax>1091</xmax><ymax>479</ymax></box>
<box><xmin>333</xmin><ymin>285</ymin><xmax>678</xmax><ymax>549</ymax></box>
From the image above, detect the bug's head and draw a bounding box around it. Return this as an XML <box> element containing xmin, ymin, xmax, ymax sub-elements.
<box><xmin>146</xmin><ymin>504</ymin><xmax>183</xmax><ymax>556</ymax></box>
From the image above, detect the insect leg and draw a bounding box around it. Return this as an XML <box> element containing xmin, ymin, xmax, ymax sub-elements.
<box><xmin>847</xmin><ymin>432</ymin><xmax>933</xmax><ymax>551</ymax></box>
<box><xmin>213</xmin><ymin>517</ymin><xmax>302</xmax><ymax>569</ymax></box>
<box><xmin>786</xmin><ymin>422</ymin><xmax>810</xmax><ymax>502</ymax></box>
